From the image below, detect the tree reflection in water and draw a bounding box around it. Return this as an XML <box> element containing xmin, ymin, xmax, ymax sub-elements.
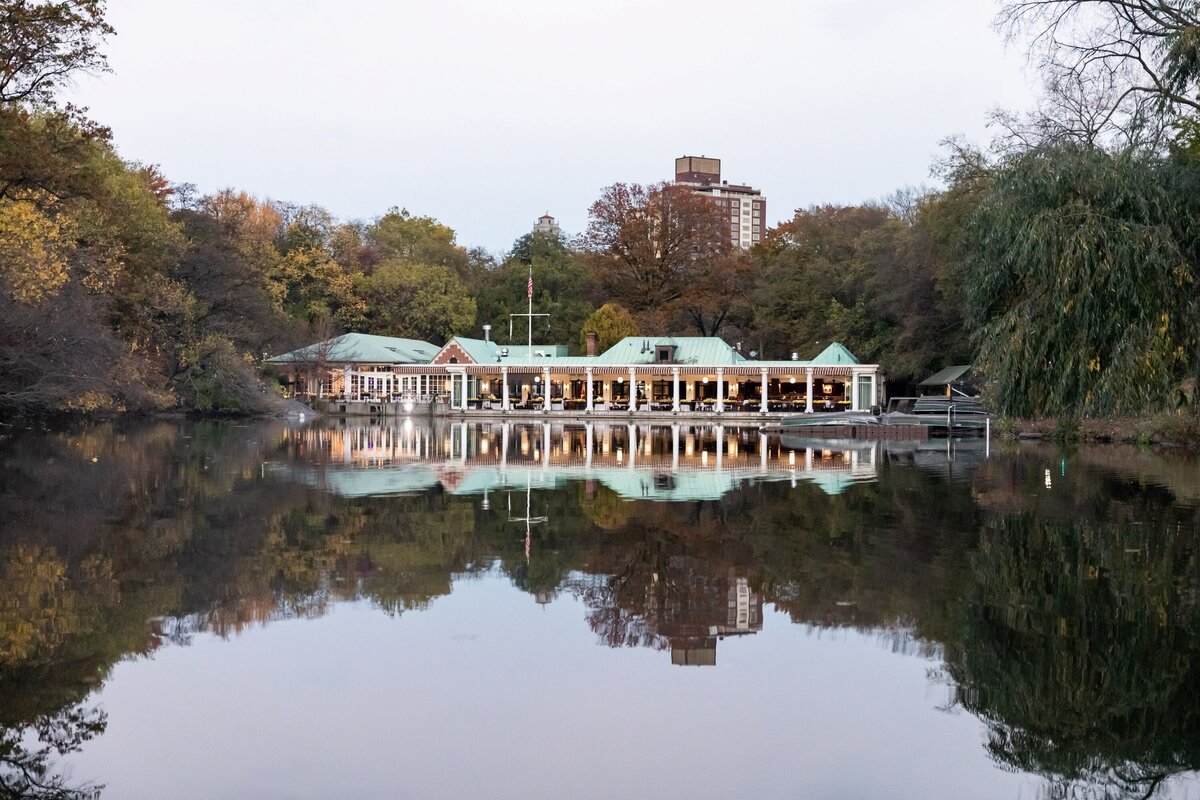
<box><xmin>0</xmin><ymin>420</ymin><xmax>1197</xmax><ymax>797</ymax></box>
<box><xmin>945</xmin><ymin>513</ymin><xmax>1200</xmax><ymax>800</ymax></box>
<box><xmin>0</xmin><ymin>705</ymin><xmax>105</xmax><ymax>800</ymax></box>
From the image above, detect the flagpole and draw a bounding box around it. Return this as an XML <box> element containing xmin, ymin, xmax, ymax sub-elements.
<box><xmin>532</xmin><ymin>266</ymin><xmax>537</xmax><ymax>367</ymax></box>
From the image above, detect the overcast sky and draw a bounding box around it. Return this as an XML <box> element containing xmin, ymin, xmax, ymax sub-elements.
<box><xmin>68</xmin><ymin>0</ymin><xmax>1039</xmax><ymax>253</ymax></box>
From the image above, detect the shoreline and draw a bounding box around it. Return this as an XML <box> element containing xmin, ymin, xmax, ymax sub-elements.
<box><xmin>995</xmin><ymin>415</ymin><xmax>1200</xmax><ymax>448</ymax></box>
<box><xmin>4</xmin><ymin>407</ymin><xmax>1200</xmax><ymax>449</ymax></box>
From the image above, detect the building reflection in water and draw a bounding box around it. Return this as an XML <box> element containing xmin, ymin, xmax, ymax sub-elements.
<box><xmin>269</xmin><ymin>420</ymin><xmax>889</xmax><ymax>501</ymax></box>
<box><xmin>268</xmin><ymin>422</ymin><xmax>988</xmax><ymax>665</ymax></box>
<box><xmin>266</xmin><ymin>420</ymin><xmax>980</xmax><ymax>666</ymax></box>
<box><xmin>664</xmin><ymin>573</ymin><xmax>763</xmax><ymax>667</ymax></box>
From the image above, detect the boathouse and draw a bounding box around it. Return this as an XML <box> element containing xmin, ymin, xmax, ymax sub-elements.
<box><xmin>268</xmin><ymin>332</ymin><xmax>882</xmax><ymax>417</ymax></box>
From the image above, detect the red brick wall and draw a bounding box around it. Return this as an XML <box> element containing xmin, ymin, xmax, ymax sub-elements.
<box><xmin>431</xmin><ymin>341</ymin><xmax>474</xmax><ymax>365</ymax></box>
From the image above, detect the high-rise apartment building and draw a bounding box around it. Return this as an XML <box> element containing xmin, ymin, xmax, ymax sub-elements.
<box><xmin>674</xmin><ymin>156</ymin><xmax>766</xmax><ymax>250</ymax></box>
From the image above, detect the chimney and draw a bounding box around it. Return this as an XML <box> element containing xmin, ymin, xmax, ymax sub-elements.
<box><xmin>482</xmin><ymin>324</ymin><xmax>491</xmax><ymax>342</ymax></box>
<box><xmin>586</xmin><ymin>330</ymin><xmax>599</xmax><ymax>356</ymax></box>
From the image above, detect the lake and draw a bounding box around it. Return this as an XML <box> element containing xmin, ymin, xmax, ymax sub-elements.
<box><xmin>2</xmin><ymin>418</ymin><xmax>1199</xmax><ymax>800</ymax></box>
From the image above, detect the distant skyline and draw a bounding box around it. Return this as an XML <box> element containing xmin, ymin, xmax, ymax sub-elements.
<box><xmin>68</xmin><ymin>0</ymin><xmax>1040</xmax><ymax>253</ymax></box>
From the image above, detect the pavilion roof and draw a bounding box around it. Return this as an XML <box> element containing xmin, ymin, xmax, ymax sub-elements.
<box><xmin>446</xmin><ymin>336</ymin><xmax>569</xmax><ymax>364</ymax></box>
<box><xmin>589</xmin><ymin>336</ymin><xmax>748</xmax><ymax>365</ymax></box>
<box><xmin>267</xmin><ymin>333</ymin><xmax>439</xmax><ymax>365</ymax></box>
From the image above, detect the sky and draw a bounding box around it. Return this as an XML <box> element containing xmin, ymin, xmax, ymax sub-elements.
<box><xmin>68</xmin><ymin>0</ymin><xmax>1041</xmax><ymax>253</ymax></box>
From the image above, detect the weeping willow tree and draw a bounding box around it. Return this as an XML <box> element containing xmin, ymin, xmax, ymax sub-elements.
<box><xmin>961</xmin><ymin>143</ymin><xmax>1200</xmax><ymax>417</ymax></box>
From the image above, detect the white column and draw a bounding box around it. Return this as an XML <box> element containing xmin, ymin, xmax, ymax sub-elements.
<box><xmin>543</xmin><ymin>367</ymin><xmax>551</xmax><ymax>412</ymax></box>
<box><xmin>542</xmin><ymin>422</ymin><xmax>550</xmax><ymax>468</ymax></box>
<box><xmin>343</xmin><ymin>366</ymin><xmax>352</xmax><ymax>399</ymax></box>
<box><xmin>501</xmin><ymin>367</ymin><xmax>510</xmax><ymax>411</ymax></box>
<box><xmin>672</xmin><ymin>424</ymin><xmax>680</xmax><ymax>471</ymax></box>
<box><xmin>628</xmin><ymin>367</ymin><xmax>637</xmax><ymax>412</ymax></box>
<box><xmin>851</xmin><ymin>371</ymin><xmax>860</xmax><ymax>411</ymax></box>
<box><xmin>459</xmin><ymin>420</ymin><xmax>468</xmax><ymax>462</ymax></box>
<box><xmin>760</xmin><ymin>431</ymin><xmax>768</xmax><ymax>473</ymax></box>
<box><xmin>586</xmin><ymin>368</ymin><xmax>594</xmax><ymax>412</ymax></box>
<box><xmin>760</xmin><ymin>368</ymin><xmax>769</xmax><ymax>414</ymax></box>
<box><xmin>501</xmin><ymin>422</ymin><xmax>509</xmax><ymax>472</ymax></box>
<box><xmin>672</xmin><ymin>368</ymin><xmax>680</xmax><ymax>413</ymax></box>
<box><xmin>715</xmin><ymin>424</ymin><xmax>724</xmax><ymax>469</ymax></box>
<box><xmin>627</xmin><ymin>423</ymin><xmax>636</xmax><ymax>469</ymax></box>
<box><xmin>715</xmin><ymin>368</ymin><xmax>725</xmax><ymax>413</ymax></box>
<box><xmin>585</xmin><ymin>422</ymin><xmax>593</xmax><ymax>470</ymax></box>
<box><xmin>806</xmin><ymin>368</ymin><xmax>814</xmax><ymax>413</ymax></box>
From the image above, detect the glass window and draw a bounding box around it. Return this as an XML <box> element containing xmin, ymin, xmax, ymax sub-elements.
<box><xmin>856</xmin><ymin>374</ymin><xmax>874</xmax><ymax>409</ymax></box>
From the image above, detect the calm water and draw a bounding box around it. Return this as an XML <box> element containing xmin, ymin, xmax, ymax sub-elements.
<box><xmin>2</xmin><ymin>419</ymin><xmax>1200</xmax><ymax>800</ymax></box>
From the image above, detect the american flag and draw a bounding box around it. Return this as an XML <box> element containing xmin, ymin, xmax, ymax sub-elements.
<box><xmin>527</xmin><ymin>272</ymin><xmax>533</xmax><ymax>299</ymax></box>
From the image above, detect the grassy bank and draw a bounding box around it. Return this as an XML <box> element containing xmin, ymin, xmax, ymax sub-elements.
<box><xmin>995</xmin><ymin>413</ymin><xmax>1200</xmax><ymax>447</ymax></box>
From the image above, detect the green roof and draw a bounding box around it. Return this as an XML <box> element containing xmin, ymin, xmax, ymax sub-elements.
<box><xmin>809</xmin><ymin>342</ymin><xmax>859</xmax><ymax>365</ymax></box>
<box><xmin>269</xmin><ymin>333</ymin><xmax>873</xmax><ymax>370</ymax></box>
<box><xmin>918</xmin><ymin>365</ymin><xmax>973</xmax><ymax>386</ymax></box>
<box><xmin>268</xmin><ymin>333</ymin><xmax>439</xmax><ymax>365</ymax></box>
<box><xmin>590</xmin><ymin>337</ymin><xmax>747</xmax><ymax>365</ymax></box>
<box><xmin>268</xmin><ymin>461</ymin><xmax>873</xmax><ymax>500</ymax></box>
<box><xmin>447</xmin><ymin>336</ymin><xmax>569</xmax><ymax>364</ymax></box>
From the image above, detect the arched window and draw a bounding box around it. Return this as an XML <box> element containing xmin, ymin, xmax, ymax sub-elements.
<box><xmin>448</xmin><ymin>356</ymin><xmax>458</xmax><ymax>364</ymax></box>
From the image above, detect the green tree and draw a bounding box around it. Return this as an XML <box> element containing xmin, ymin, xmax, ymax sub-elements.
<box><xmin>752</xmin><ymin>205</ymin><xmax>894</xmax><ymax>361</ymax></box>
<box><xmin>356</xmin><ymin>259</ymin><xmax>475</xmax><ymax>343</ymax></box>
<box><xmin>579</xmin><ymin>302</ymin><xmax>638</xmax><ymax>353</ymax></box>
<box><xmin>476</xmin><ymin>232</ymin><xmax>595</xmax><ymax>352</ymax></box>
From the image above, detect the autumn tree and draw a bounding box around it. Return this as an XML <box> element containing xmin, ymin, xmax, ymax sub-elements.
<box><xmin>366</xmin><ymin>207</ymin><xmax>469</xmax><ymax>276</ymax></box>
<box><xmin>171</xmin><ymin>191</ymin><xmax>289</xmax><ymax>354</ymax></box>
<box><xmin>0</xmin><ymin>0</ymin><xmax>113</xmax><ymax>106</ymax></box>
<box><xmin>581</xmin><ymin>182</ymin><xmax>729</xmax><ymax>332</ymax></box>
<box><xmin>270</xmin><ymin>205</ymin><xmax>366</xmax><ymax>331</ymax></box>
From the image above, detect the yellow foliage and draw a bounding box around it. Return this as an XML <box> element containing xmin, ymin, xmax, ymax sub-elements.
<box><xmin>0</xmin><ymin>196</ymin><xmax>76</xmax><ymax>303</ymax></box>
<box><xmin>61</xmin><ymin>391</ymin><xmax>115</xmax><ymax>412</ymax></box>
<box><xmin>0</xmin><ymin>545</ymin><xmax>77</xmax><ymax>664</ymax></box>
